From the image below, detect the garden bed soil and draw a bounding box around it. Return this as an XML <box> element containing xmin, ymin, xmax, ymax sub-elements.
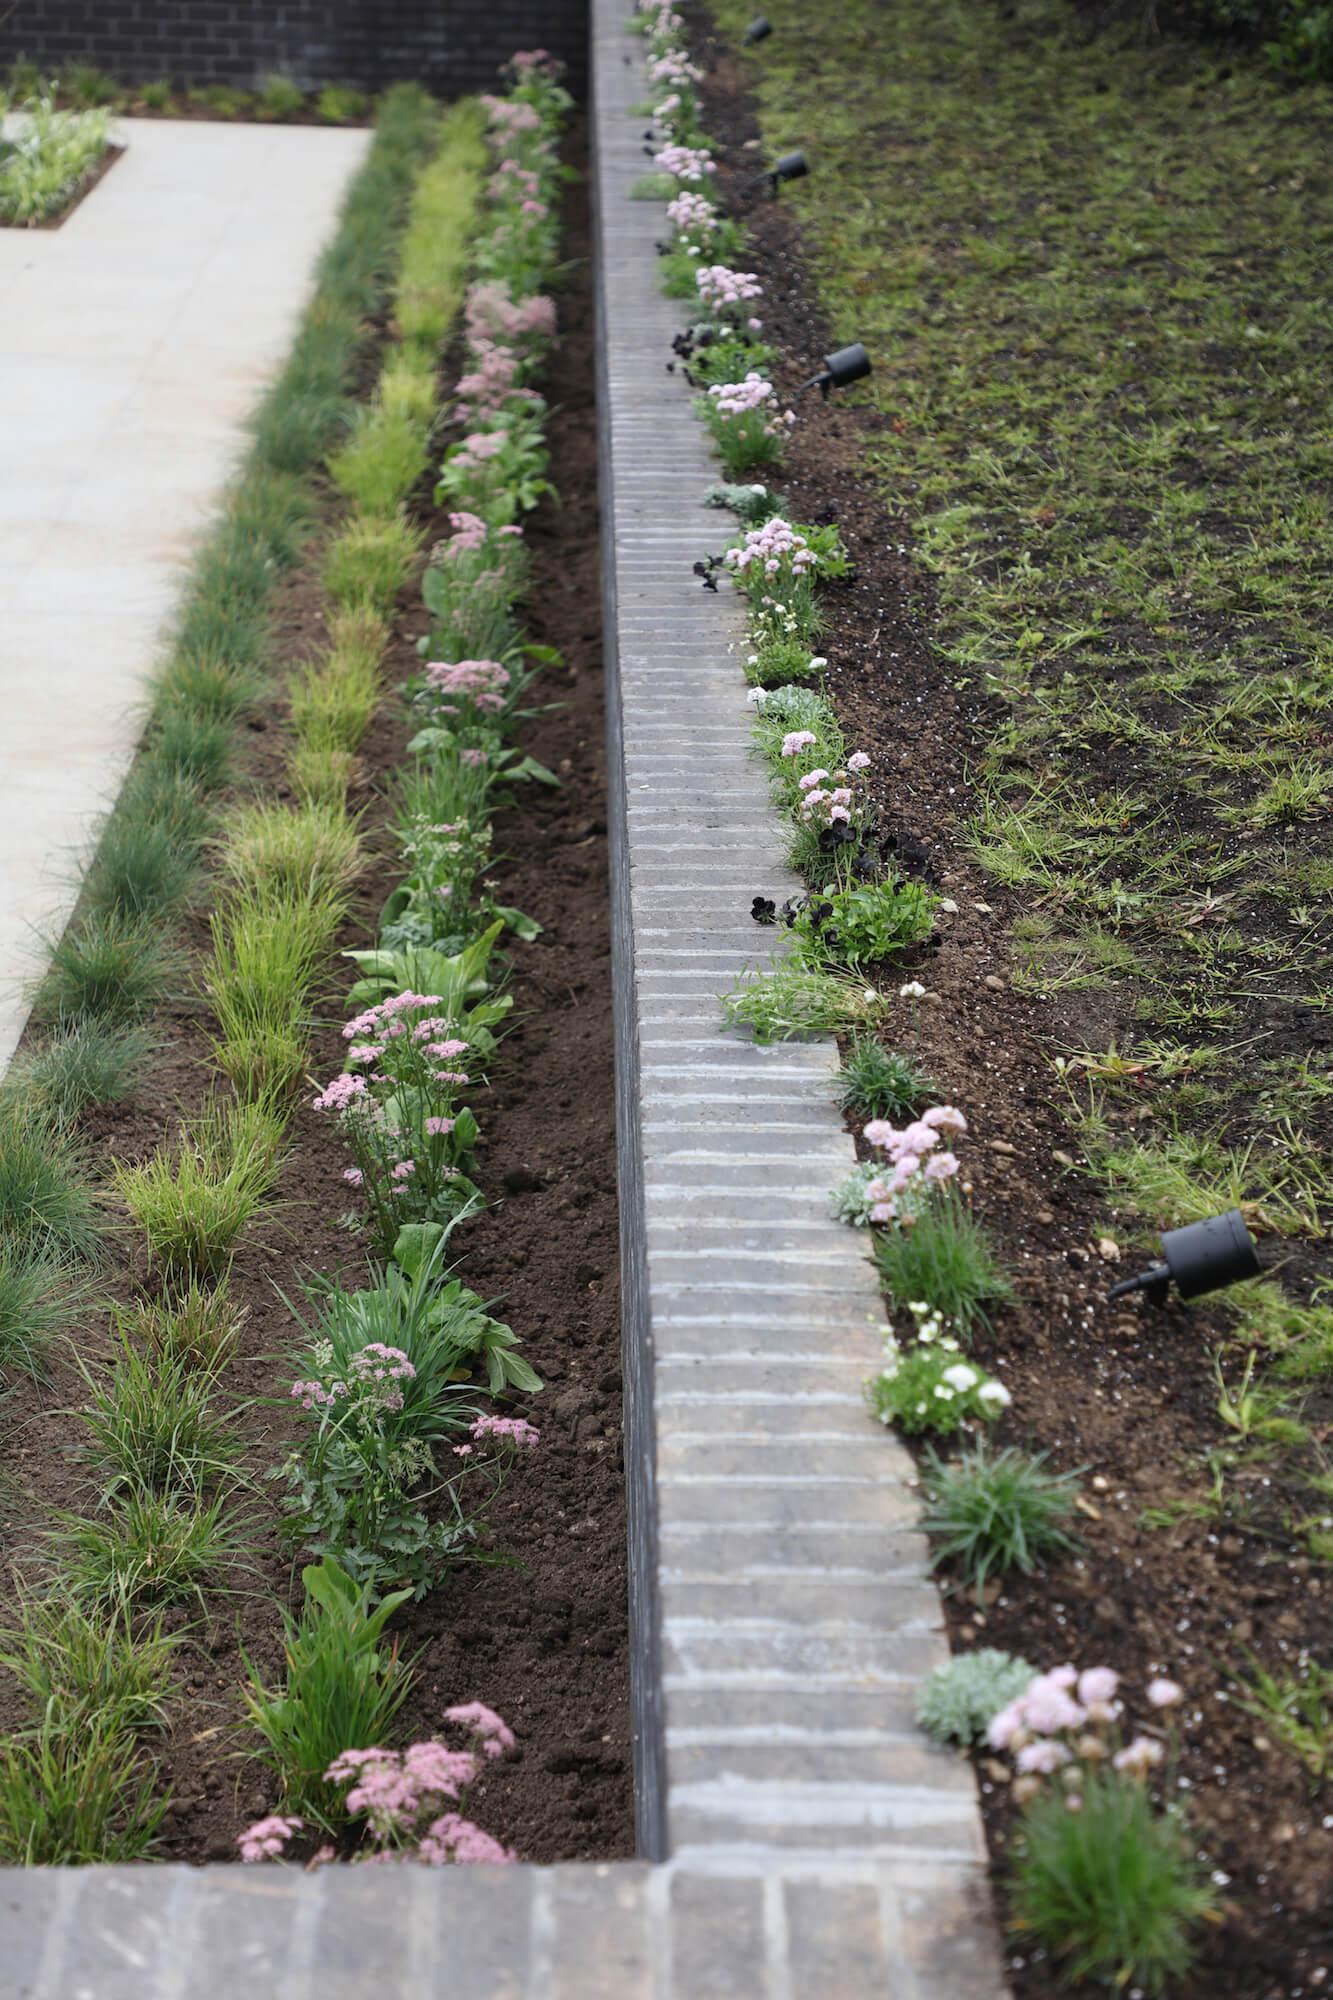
<box><xmin>672</xmin><ymin>14</ymin><xmax>1333</xmax><ymax>1995</ymax></box>
<box><xmin>0</xmin><ymin>114</ymin><xmax>634</xmax><ymax>1868</ymax></box>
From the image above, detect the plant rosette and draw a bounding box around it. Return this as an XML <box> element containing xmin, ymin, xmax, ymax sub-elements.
<box><xmin>865</xmin><ymin>1300</ymin><xmax>1011</xmax><ymax>1436</ymax></box>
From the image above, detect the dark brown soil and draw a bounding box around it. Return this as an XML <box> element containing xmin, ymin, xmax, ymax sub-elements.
<box><xmin>0</xmin><ymin>114</ymin><xmax>633</xmax><ymax>1868</ymax></box>
<box><xmin>662</xmin><ymin>17</ymin><xmax>1333</xmax><ymax>1995</ymax></box>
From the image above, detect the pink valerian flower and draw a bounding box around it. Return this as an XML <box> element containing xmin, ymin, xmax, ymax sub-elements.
<box><xmin>417</xmin><ymin>1814</ymin><xmax>516</xmax><ymax>1865</ymax></box>
<box><xmin>313</xmin><ymin>1072</ymin><xmax>368</xmax><ymax>1113</ymax></box>
<box><xmin>453</xmin><ymin>1442</ymin><xmax>475</xmax><ymax>1458</ymax></box>
<box><xmin>238</xmin><ymin>1814</ymin><xmax>303</xmax><ymax>1862</ymax></box>
<box><xmin>781</xmin><ymin>729</ymin><xmax>817</xmax><ymax>757</ymax></box>
<box><xmin>423</xmin><ymin>1116</ymin><xmax>456</xmax><ymax>1137</ymax></box>
<box><xmin>444</xmin><ymin>1702</ymin><xmax>518</xmax><ymax>1756</ymax></box>
<box><xmin>470</xmin><ymin>1414</ymin><xmax>540</xmax><ymax>1449</ymax></box>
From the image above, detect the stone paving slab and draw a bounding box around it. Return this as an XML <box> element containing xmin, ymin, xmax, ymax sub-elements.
<box><xmin>0</xmin><ymin>117</ymin><xmax>370</xmax><ymax>1072</ymax></box>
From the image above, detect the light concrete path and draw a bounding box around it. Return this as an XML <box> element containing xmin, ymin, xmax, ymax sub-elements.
<box><xmin>0</xmin><ymin>117</ymin><xmax>371</xmax><ymax>1072</ymax></box>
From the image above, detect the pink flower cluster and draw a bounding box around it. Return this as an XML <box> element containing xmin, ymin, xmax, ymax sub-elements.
<box><xmin>291</xmin><ymin>1343</ymin><xmax>416</xmax><ymax>1416</ymax></box>
<box><xmin>795</xmin><ymin>767</ymin><xmax>854</xmax><ymax>827</ymax></box>
<box><xmin>649</xmin><ymin>49</ymin><xmax>702</xmax><ymax>84</ymax></box>
<box><xmin>707</xmin><ymin>371</ymin><xmax>776</xmax><ymax>419</ymax></box>
<box><xmin>312</xmin><ymin>1071</ymin><xmax>368</xmax><ymax>1113</ymax></box>
<box><xmin>342</xmin><ymin>992</ymin><xmax>451</xmax><ymax>1044</ymax></box>
<box><xmin>987</xmin><ymin>1664</ymin><xmax>1185</xmax><ymax>1806</ymax></box>
<box><xmin>464</xmin><ymin>280</ymin><xmax>557</xmax><ymax>359</ymax></box>
<box><xmin>238</xmin><ymin>1814</ymin><xmax>303</xmax><ymax>1862</ymax></box>
<box><xmin>695</xmin><ymin>265</ymin><xmax>763</xmax><ymax>312</ymax></box>
<box><xmin>455</xmin><ymin>345</ymin><xmax>529</xmax><ymax>418</ymax></box>
<box><xmin>861</xmin><ymin>1106</ymin><xmax>967</xmax><ymax>1222</ymax></box>
<box><xmin>781</xmin><ymin>729</ymin><xmax>818</xmax><ymax>758</ymax></box>
<box><xmin>666</xmin><ymin>188</ymin><xmax>718</xmax><ymax>238</ymax></box>
<box><xmin>479</xmin><ymin>95</ymin><xmax>541</xmax><ymax>135</ymax></box>
<box><xmin>655</xmin><ymin>142</ymin><xmax>715</xmax><ymax>183</ymax></box>
<box><xmin>423</xmin><ymin>658</ymin><xmax>511</xmax><ymax>714</ymax></box>
<box><xmin>724</xmin><ymin>517</ymin><xmax>814</xmax><ymax>580</ymax></box>
<box><xmin>458</xmin><ymin>1413</ymin><xmax>541</xmax><ymax>1453</ymax></box>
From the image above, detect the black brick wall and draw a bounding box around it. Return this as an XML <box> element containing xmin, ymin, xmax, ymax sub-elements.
<box><xmin>0</xmin><ymin>1</ymin><xmax>588</xmax><ymax>97</ymax></box>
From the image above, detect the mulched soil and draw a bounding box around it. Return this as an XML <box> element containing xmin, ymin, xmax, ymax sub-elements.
<box><xmin>0</xmin><ymin>113</ymin><xmax>634</xmax><ymax>1867</ymax></box>
<box><xmin>667</xmin><ymin>15</ymin><xmax>1333</xmax><ymax>1994</ymax></box>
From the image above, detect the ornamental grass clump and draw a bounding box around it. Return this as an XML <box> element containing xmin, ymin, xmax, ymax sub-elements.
<box><xmin>34</xmin><ymin>910</ymin><xmax>178</xmax><ymax>1029</ymax></box>
<box><xmin>837</xmin><ymin>1035</ymin><xmax>934</xmax><ymax>1122</ymax></box>
<box><xmin>322</xmin><ymin>510</ymin><xmax>425</xmax><ymax>615</ymax></box>
<box><xmin>987</xmin><ymin>1665</ymin><xmax>1215</xmax><ymax>1994</ymax></box>
<box><xmin>872</xmin><ymin>1193</ymin><xmax>1015</xmax><ymax>1337</ymax></box>
<box><xmin>73</xmin><ymin>1324</ymin><xmax>241</xmax><ymax>1497</ymax></box>
<box><xmin>49</xmin><ymin>1486</ymin><xmax>253</xmax><ymax>1610</ymax></box>
<box><xmin>919</xmin><ymin>1441</ymin><xmax>1084</xmax><ymax>1598</ymax></box>
<box><xmin>0</xmin><ymin>1711</ymin><xmax>165</xmax><ymax>1865</ymax></box>
<box><xmin>0</xmin><ymin>1590</ymin><xmax>183</xmax><ymax>1738</ymax></box>
<box><xmin>0</xmin><ymin>1092</ymin><xmax>104</xmax><ymax>1262</ymax></box>
<box><xmin>112</xmin><ymin>1095</ymin><xmax>286</xmax><ymax>1280</ymax></box>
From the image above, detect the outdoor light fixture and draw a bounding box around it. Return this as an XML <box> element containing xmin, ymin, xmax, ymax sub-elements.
<box><xmin>744</xmin><ymin>16</ymin><xmax>773</xmax><ymax>42</ymax></box>
<box><xmin>743</xmin><ymin>148</ymin><xmax>809</xmax><ymax>197</ymax></box>
<box><xmin>799</xmin><ymin>341</ymin><xmax>872</xmax><ymax>400</ymax></box>
<box><xmin>1106</xmin><ymin>1207</ymin><xmax>1261</xmax><ymax>1307</ymax></box>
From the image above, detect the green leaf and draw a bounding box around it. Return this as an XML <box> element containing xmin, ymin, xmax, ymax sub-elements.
<box><xmin>493</xmin><ymin>903</ymin><xmax>543</xmax><ymax>940</ymax></box>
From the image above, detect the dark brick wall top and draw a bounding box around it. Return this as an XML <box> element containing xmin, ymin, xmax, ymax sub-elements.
<box><xmin>0</xmin><ymin>0</ymin><xmax>588</xmax><ymax>97</ymax></box>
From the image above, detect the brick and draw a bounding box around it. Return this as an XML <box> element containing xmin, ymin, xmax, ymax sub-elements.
<box><xmin>784</xmin><ymin>1878</ymin><xmax>897</xmax><ymax>2000</ymax></box>
<box><xmin>668</xmin><ymin>1871</ymin><xmax>768</xmax><ymax>1998</ymax></box>
<box><xmin>548</xmin><ymin>1864</ymin><xmax>655</xmax><ymax>1998</ymax></box>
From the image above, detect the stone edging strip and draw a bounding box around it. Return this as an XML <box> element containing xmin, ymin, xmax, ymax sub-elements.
<box><xmin>0</xmin><ymin>18</ymin><xmax>1008</xmax><ymax>1991</ymax></box>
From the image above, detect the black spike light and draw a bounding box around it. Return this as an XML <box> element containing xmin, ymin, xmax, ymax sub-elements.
<box><xmin>743</xmin><ymin>147</ymin><xmax>809</xmax><ymax>198</ymax></box>
<box><xmin>799</xmin><ymin>341</ymin><xmax>872</xmax><ymax>401</ymax></box>
<box><xmin>743</xmin><ymin>15</ymin><xmax>773</xmax><ymax>42</ymax></box>
<box><xmin>1106</xmin><ymin>1207</ymin><xmax>1261</xmax><ymax>1308</ymax></box>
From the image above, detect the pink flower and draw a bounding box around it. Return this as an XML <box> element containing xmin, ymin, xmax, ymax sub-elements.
<box><xmin>391</xmin><ymin>1161</ymin><xmax>416</xmax><ymax>1181</ymax></box>
<box><xmin>312</xmin><ymin>1073</ymin><xmax>367</xmax><ymax>1113</ymax></box>
<box><xmin>238</xmin><ymin>1814</ymin><xmax>303</xmax><ymax>1863</ymax></box>
<box><xmin>1146</xmin><ymin>1677</ymin><xmax>1183</xmax><ymax>1708</ymax></box>
<box><xmin>848</xmin><ymin>750</ymin><xmax>871</xmax><ymax>771</ymax></box>
<box><xmin>921</xmin><ymin>1105</ymin><xmax>968</xmax><ymax>1134</ymax></box>
<box><xmin>444</xmin><ymin>1702</ymin><xmax>517</xmax><ymax>1755</ymax></box>
<box><xmin>987</xmin><ymin>1703</ymin><xmax>1023</xmax><ymax>1750</ymax></box>
<box><xmin>923</xmin><ymin>1151</ymin><xmax>960</xmax><ymax>1182</ymax></box>
<box><xmin>418</xmin><ymin>1812</ymin><xmax>516</xmax><ymax>1865</ymax></box>
<box><xmin>1113</xmin><ymin>1735</ymin><xmax>1164</xmax><ymax>1774</ymax></box>
<box><xmin>780</xmin><ymin>730</ymin><xmax>817</xmax><ymax>758</ymax></box>
<box><xmin>1016</xmin><ymin>1738</ymin><xmax>1070</xmax><ymax>1775</ymax></box>
<box><xmin>342</xmin><ymin>1167</ymin><xmax>364</xmax><ymax>1187</ymax></box>
<box><xmin>1077</xmin><ymin>1667</ymin><xmax>1119</xmax><ymax>1708</ymax></box>
<box><xmin>470</xmin><ymin>1414</ymin><xmax>540</xmax><ymax>1450</ymax></box>
<box><xmin>798</xmin><ymin>768</ymin><xmax>830</xmax><ymax>792</ymax></box>
<box><xmin>424</xmin><ymin>1117</ymin><xmax>456</xmax><ymax>1137</ymax></box>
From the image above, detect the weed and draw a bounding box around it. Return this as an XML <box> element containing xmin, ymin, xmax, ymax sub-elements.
<box><xmin>1010</xmin><ymin>1768</ymin><xmax>1216</xmax><ymax>1995</ymax></box>
<box><xmin>1212</xmin><ymin>1352</ymin><xmax>1308</xmax><ymax>1447</ymax></box>
<box><xmin>111</xmin><ymin>1095</ymin><xmax>286</xmax><ymax>1280</ymax></box>
<box><xmin>49</xmin><ymin>1487</ymin><xmax>251</xmax><ymax>1610</ymax></box>
<box><xmin>0</xmin><ymin>1590</ymin><xmax>183</xmax><ymax>1735</ymax></box>
<box><xmin>34</xmin><ymin>912</ymin><xmax>178</xmax><ymax>1028</ymax></box>
<box><xmin>837</xmin><ymin>1037</ymin><xmax>934</xmax><ymax>1122</ymax></box>
<box><xmin>322</xmin><ymin>511</ymin><xmax>425</xmax><ymax>614</ymax></box>
<box><xmin>721</xmin><ymin>956</ymin><xmax>883</xmax><ymax>1042</ymax></box>
<box><xmin>919</xmin><ymin>1440</ymin><xmax>1084</xmax><ymax>1598</ymax></box>
<box><xmin>74</xmin><ymin>1326</ymin><xmax>242</xmax><ymax>1495</ymax></box>
<box><xmin>240</xmin><ymin>1556</ymin><xmax>415</xmax><ymax>1820</ymax></box>
<box><xmin>1230</xmin><ymin>1653</ymin><xmax>1333</xmax><ymax>1785</ymax></box>
<box><xmin>1090</xmin><ymin>1129</ymin><xmax>1322</xmax><ymax>1238</ymax></box>
<box><xmin>0</xmin><ymin>1710</ymin><xmax>165</xmax><ymax>1864</ymax></box>
<box><xmin>872</xmin><ymin>1192</ymin><xmax>1014</xmax><ymax>1338</ymax></box>
<box><xmin>0</xmin><ymin>1093</ymin><xmax>104</xmax><ymax>1262</ymax></box>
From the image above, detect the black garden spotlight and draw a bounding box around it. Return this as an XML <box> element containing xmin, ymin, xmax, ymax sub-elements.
<box><xmin>743</xmin><ymin>148</ymin><xmax>809</xmax><ymax>197</ymax></box>
<box><xmin>799</xmin><ymin>341</ymin><xmax>872</xmax><ymax>401</ymax></box>
<box><xmin>743</xmin><ymin>15</ymin><xmax>773</xmax><ymax>42</ymax></box>
<box><xmin>1106</xmin><ymin>1207</ymin><xmax>1261</xmax><ymax>1308</ymax></box>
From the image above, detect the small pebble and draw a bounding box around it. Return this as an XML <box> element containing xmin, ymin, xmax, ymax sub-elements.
<box><xmin>973</xmin><ymin>901</ymin><xmax>994</xmax><ymax>913</ymax></box>
<box><xmin>939</xmin><ymin>898</ymin><xmax>959</xmax><ymax>914</ymax></box>
<box><xmin>922</xmin><ymin>990</ymin><xmax>945</xmax><ymax>1007</ymax></box>
<box><xmin>984</xmin><ymin>973</ymin><xmax>1007</xmax><ymax>991</ymax></box>
<box><xmin>1035</xmin><ymin>1208</ymin><xmax>1054</xmax><ymax>1224</ymax></box>
<box><xmin>1052</xmin><ymin>1148</ymin><xmax>1076</xmax><ymax>1168</ymax></box>
<box><xmin>1098</xmin><ymin>1237</ymin><xmax>1121</xmax><ymax>1261</ymax></box>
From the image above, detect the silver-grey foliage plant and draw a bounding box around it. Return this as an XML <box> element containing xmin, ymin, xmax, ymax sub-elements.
<box><xmin>916</xmin><ymin>1648</ymin><xmax>1036</xmax><ymax>1747</ymax></box>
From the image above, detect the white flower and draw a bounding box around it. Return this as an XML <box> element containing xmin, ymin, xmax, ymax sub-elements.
<box><xmin>942</xmin><ymin>1363</ymin><xmax>979</xmax><ymax>1393</ymax></box>
<box><xmin>863</xmin><ymin>988</ymin><xmax>878</xmax><ymax>1004</ymax></box>
<box><xmin>933</xmin><ymin>1384</ymin><xmax>954</xmax><ymax>1400</ymax></box>
<box><xmin>900</xmin><ymin>981</ymin><xmax>926</xmax><ymax>999</ymax></box>
<box><xmin>808</xmin><ymin>656</ymin><xmax>827</xmax><ymax>670</ymax></box>
<box><xmin>746</xmin><ymin>687</ymin><xmax>767</xmax><ymax>708</ymax></box>
<box><xmin>977</xmin><ymin>1380</ymin><xmax>1011</xmax><ymax>1408</ymax></box>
